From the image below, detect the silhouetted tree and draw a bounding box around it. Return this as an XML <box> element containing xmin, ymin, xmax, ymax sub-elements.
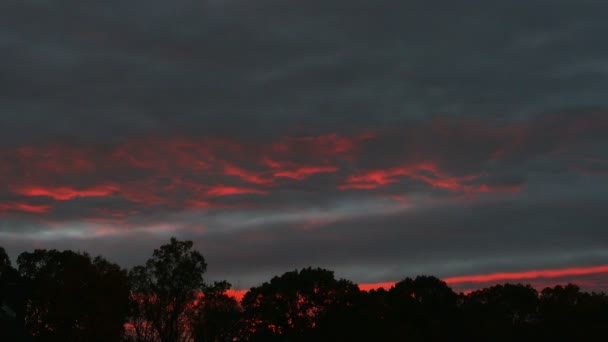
<box><xmin>128</xmin><ymin>237</ymin><xmax>208</xmax><ymax>342</ymax></box>
<box><xmin>313</xmin><ymin>284</ymin><xmax>371</xmax><ymax>342</ymax></box>
<box><xmin>538</xmin><ymin>284</ymin><xmax>608</xmax><ymax>340</ymax></box>
<box><xmin>462</xmin><ymin>283</ymin><xmax>538</xmax><ymax>341</ymax></box>
<box><xmin>0</xmin><ymin>246</ymin><xmax>27</xmax><ymax>340</ymax></box>
<box><xmin>539</xmin><ymin>283</ymin><xmax>582</xmax><ymax>339</ymax></box>
<box><xmin>574</xmin><ymin>291</ymin><xmax>608</xmax><ymax>339</ymax></box>
<box><xmin>188</xmin><ymin>281</ymin><xmax>241</xmax><ymax>342</ymax></box>
<box><xmin>16</xmin><ymin>249</ymin><xmax>130</xmax><ymax>341</ymax></box>
<box><xmin>344</xmin><ymin>288</ymin><xmax>392</xmax><ymax>341</ymax></box>
<box><xmin>383</xmin><ymin>276</ymin><xmax>459</xmax><ymax>341</ymax></box>
<box><xmin>241</xmin><ymin>267</ymin><xmax>360</xmax><ymax>341</ymax></box>
<box><xmin>0</xmin><ymin>246</ymin><xmax>10</xmax><ymax>269</ymax></box>
<box><xmin>4</xmin><ymin>242</ymin><xmax>608</xmax><ymax>341</ymax></box>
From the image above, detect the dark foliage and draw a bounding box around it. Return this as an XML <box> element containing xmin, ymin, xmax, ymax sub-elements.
<box><xmin>127</xmin><ymin>237</ymin><xmax>214</xmax><ymax>342</ymax></box>
<box><xmin>240</xmin><ymin>267</ymin><xmax>359</xmax><ymax>341</ymax></box>
<box><xmin>16</xmin><ymin>249</ymin><xmax>130</xmax><ymax>341</ymax></box>
<box><xmin>188</xmin><ymin>281</ymin><xmax>241</xmax><ymax>342</ymax></box>
<box><xmin>0</xmin><ymin>246</ymin><xmax>28</xmax><ymax>340</ymax></box>
<box><xmin>1</xmin><ymin>241</ymin><xmax>607</xmax><ymax>342</ymax></box>
<box><xmin>461</xmin><ymin>284</ymin><xmax>539</xmax><ymax>341</ymax></box>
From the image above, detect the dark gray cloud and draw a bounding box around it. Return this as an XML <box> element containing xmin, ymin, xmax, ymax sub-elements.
<box><xmin>2</xmin><ymin>0</ymin><xmax>608</xmax><ymax>143</ymax></box>
<box><xmin>1</xmin><ymin>0</ymin><xmax>608</xmax><ymax>290</ymax></box>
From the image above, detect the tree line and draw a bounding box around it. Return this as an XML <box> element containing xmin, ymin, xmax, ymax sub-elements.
<box><xmin>1</xmin><ymin>238</ymin><xmax>607</xmax><ymax>341</ymax></box>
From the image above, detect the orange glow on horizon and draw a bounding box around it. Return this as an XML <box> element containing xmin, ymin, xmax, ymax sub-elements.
<box><xmin>358</xmin><ymin>282</ymin><xmax>395</xmax><ymax>291</ymax></box>
<box><xmin>226</xmin><ymin>289</ymin><xmax>247</xmax><ymax>301</ymax></box>
<box><xmin>226</xmin><ymin>265</ymin><xmax>608</xmax><ymax>301</ymax></box>
<box><xmin>443</xmin><ymin>265</ymin><xmax>608</xmax><ymax>284</ymax></box>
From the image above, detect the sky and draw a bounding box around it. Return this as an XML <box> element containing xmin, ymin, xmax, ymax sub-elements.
<box><xmin>1</xmin><ymin>0</ymin><xmax>608</xmax><ymax>293</ymax></box>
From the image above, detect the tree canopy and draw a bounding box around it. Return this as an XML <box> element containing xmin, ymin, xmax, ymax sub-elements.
<box><xmin>17</xmin><ymin>249</ymin><xmax>130</xmax><ymax>341</ymax></box>
<box><xmin>241</xmin><ymin>267</ymin><xmax>359</xmax><ymax>341</ymax></box>
<box><xmin>128</xmin><ymin>237</ymin><xmax>209</xmax><ymax>342</ymax></box>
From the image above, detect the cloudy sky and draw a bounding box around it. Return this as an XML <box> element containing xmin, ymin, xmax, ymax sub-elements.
<box><xmin>1</xmin><ymin>0</ymin><xmax>607</xmax><ymax>292</ymax></box>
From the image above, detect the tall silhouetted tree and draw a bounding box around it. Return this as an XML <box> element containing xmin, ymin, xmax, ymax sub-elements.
<box><xmin>16</xmin><ymin>249</ymin><xmax>130</xmax><ymax>341</ymax></box>
<box><xmin>128</xmin><ymin>237</ymin><xmax>208</xmax><ymax>342</ymax></box>
<box><xmin>241</xmin><ymin>267</ymin><xmax>360</xmax><ymax>341</ymax></box>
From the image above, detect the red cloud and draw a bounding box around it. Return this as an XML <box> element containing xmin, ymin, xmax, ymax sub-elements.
<box><xmin>12</xmin><ymin>185</ymin><xmax>118</xmax><ymax>200</ymax></box>
<box><xmin>205</xmin><ymin>185</ymin><xmax>269</xmax><ymax>197</ymax></box>
<box><xmin>273</xmin><ymin>166</ymin><xmax>339</xmax><ymax>180</ymax></box>
<box><xmin>339</xmin><ymin>163</ymin><xmax>474</xmax><ymax>191</ymax></box>
<box><xmin>13</xmin><ymin>144</ymin><xmax>97</xmax><ymax>174</ymax></box>
<box><xmin>0</xmin><ymin>124</ymin><xmax>539</xmax><ymax>221</ymax></box>
<box><xmin>284</xmin><ymin>133</ymin><xmax>371</xmax><ymax>156</ymax></box>
<box><xmin>340</xmin><ymin>162</ymin><xmax>522</xmax><ymax>194</ymax></box>
<box><xmin>184</xmin><ymin>200</ymin><xmax>216</xmax><ymax>209</ymax></box>
<box><xmin>0</xmin><ymin>202</ymin><xmax>51</xmax><ymax>214</ymax></box>
<box><xmin>223</xmin><ymin>163</ymin><xmax>273</xmax><ymax>185</ymax></box>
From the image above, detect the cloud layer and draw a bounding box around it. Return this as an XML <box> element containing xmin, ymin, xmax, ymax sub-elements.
<box><xmin>1</xmin><ymin>0</ymin><xmax>607</xmax><ymax>290</ymax></box>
